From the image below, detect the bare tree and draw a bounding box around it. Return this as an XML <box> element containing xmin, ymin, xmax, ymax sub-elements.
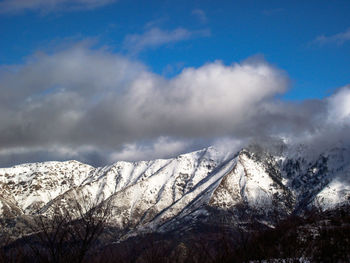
<box><xmin>24</xmin><ymin>194</ymin><xmax>112</xmax><ymax>263</ymax></box>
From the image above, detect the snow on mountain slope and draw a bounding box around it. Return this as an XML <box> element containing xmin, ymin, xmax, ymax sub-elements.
<box><xmin>0</xmin><ymin>160</ymin><xmax>94</xmax><ymax>214</ymax></box>
<box><xmin>1</xmin><ymin>144</ymin><xmax>349</xmax><ymax>238</ymax></box>
<box><xmin>210</xmin><ymin>149</ymin><xmax>295</xmax><ymax>218</ymax></box>
<box><xmin>39</xmin><ymin>147</ymin><xmax>237</xmax><ymax>232</ymax></box>
<box><xmin>281</xmin><ymin>145</ymin><xmax>350</xmax><ymax>211</ymax></box>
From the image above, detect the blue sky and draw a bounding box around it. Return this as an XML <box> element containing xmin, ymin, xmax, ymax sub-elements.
<box><xmin>0</xmin><ymin>0</ymin><xmax>350</xmax><ymax>166</ymax></box>
<box><xmin>1</xmin><ymin>0</ymin><xmax>349</xmax><ymax>99</ymax></box>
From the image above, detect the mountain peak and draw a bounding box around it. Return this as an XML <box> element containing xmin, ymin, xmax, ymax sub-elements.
<box><xmin>1</xmin><ymin>144</ymin><xmax>350</xmax><ymax>241</ymax></box>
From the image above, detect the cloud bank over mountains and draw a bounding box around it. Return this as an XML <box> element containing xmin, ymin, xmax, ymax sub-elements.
<box><xmin>0</xmin><ymin>43</ymin><xmax>349</xmax><ymax>167</ymax></box>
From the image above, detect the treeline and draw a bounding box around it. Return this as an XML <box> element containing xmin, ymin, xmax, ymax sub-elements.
<box><xmin>1</xmin><ymin>205</ymin><xmax>350</xmax><ymax>262</ymax></box>
<box><xmin>90</xmin><ymin>206</ymin><xmax>350</xmax><ymax>262</ymax></box>
<box><xmin>0</xmin><ymin>197</ymin><xmax>112</xmax><ymax>263</ymax></box>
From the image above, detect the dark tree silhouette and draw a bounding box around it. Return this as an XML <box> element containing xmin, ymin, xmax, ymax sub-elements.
<box><xmin>23</xmin><ymin>194</ymin><xmax>112</xmax><ymax>263</ymax></box>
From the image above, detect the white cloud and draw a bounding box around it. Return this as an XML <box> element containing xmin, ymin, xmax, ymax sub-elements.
<box><xmin>314</xmin><ymin>28</ymin><xmax>350</xmax><ymax>46</ymax></box>
<box><xmin>327</xmin><ymin>85</ymin><xmax>350</xmax><ymax>123</ymax></box>
<box><xmin>109</xmin><ymin>137</ymin><xmax>188</xmax><ymax>162</ymax></box>
<box><xmin>123</xmin><ymin>27</ymin><xmax>210</xmax><ymax>53</ymax></box>
<box><xmin>0</xmin><ymin>0</ymin><xmax>117</xmax><ymax>14</ymax></box>
<box><xmin>192</xmin><ymin>9</ymin><xmax>207</xmax><ymax>23</ymax></box>
<box><xmin>0</xmin><ymin>43</ymin><xmax>289</xmax><ymax>166</ymax></box>
<box><xmin>1</xmin><ymin>42</ymin><xmax>349</xmax><ymax>167</ymax></box>
<box><xmin>123</xmin><ymin>58</ymin><xmax>288</xmax><ymax>135</ymax></box>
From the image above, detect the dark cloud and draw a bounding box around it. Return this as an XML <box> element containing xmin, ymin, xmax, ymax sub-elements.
<box><xmin>0</xmin><ymin>43</ymin><xmax>349</xmax><ymax>167</ymax></box>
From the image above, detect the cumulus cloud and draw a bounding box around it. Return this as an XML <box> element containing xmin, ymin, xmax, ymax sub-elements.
<box><xmin>313</xmin><ymin>28</ymin><xmax>350</xmax><ymax>46</ymax></box>
<box><xmin>123</xmin><ymin>27</ymin><xmax>210</xmax><ymax>53</ymax></box>
<box><xmin>0</xmin><ymin>43</ymin><xmax>290</xmax><ymax>166</ymax></box>
<box><xmin>0</xmin><ymin>0</ymin><xmax>116</xmax><ymax>14</ymax></box>
<box><xmin>327</xmin><ymin>86</ymin><xmax>350</xmax><ymax>123</ymax></box>
<box><xmin>0</xmin><ymin>43</ymin><xmax>349</xmax><ymax>167</ymax></box>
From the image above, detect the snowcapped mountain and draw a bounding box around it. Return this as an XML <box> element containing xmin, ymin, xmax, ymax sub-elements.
<box><xmin>1</xmin><ymin>144</ymin><xmax>350</xmax><ymax>240</ymax></box>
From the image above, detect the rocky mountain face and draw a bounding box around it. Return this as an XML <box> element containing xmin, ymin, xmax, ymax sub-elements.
<box><xmin>1</xmin><ymin>144</ymin><xmax>350</xmax><ymax>241</ymax></box>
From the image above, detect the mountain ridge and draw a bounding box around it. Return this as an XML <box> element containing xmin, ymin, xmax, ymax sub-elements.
<box><xmin>1</xmin><ymin>143</ymin><xmax>350</xmax><ymax>241</ymax></box>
